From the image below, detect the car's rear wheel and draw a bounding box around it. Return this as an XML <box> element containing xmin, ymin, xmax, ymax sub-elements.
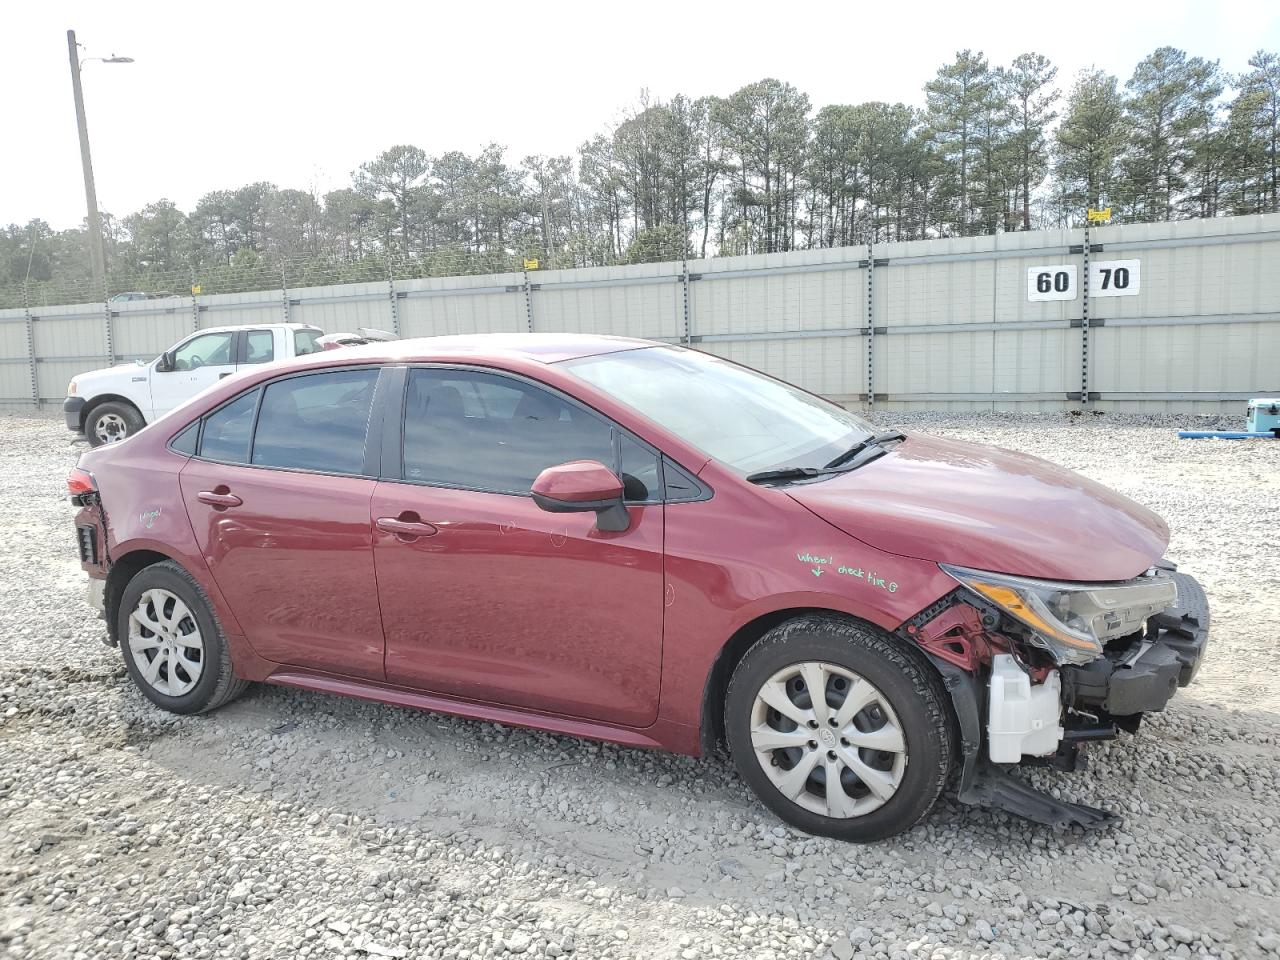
<box><xmin>117</xmin><ymin>561</ymin><xmax>247</xmax><ymax>714</ymax></box>
<box><xmin>725</xmin><ymin>615</ymin><xmax>955</xmax><ymax>842</ymax></box>
<box><xmin>86</xmin><ymin>401</ymin><xmax>144</xmax><ymax>446</ymax></box>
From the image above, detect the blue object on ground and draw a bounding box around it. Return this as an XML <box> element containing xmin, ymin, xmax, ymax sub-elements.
<box><xmin>1177</xmin><ymin>431</ymin><xmax>1280</xmax><ymax>439</ymax></box>
<box><xmin>1247</xmin><ymin>398</ymin><xmax>1280</xmax><ymax>434</ymax></box>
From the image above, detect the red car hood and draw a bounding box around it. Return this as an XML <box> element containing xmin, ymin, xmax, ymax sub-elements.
<box><xmin>787</xmin><ymin>434</ymin><xmax>1169</xmax><ymax>582</ymax></box>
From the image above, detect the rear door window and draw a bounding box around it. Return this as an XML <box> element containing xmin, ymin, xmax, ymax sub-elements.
<box><xmin>242</xmin><ymin>329</ymin><xmax>275</xmax><ymax>364</ymax></box>
<box><xmin>250</xmin><ymin>368</ymin><xmax>379</xmax><ymax>475</ymax></box>
<box><xmin>294</xmin><ymin>328</ymin><xmax>323</xmax><ymax>356</ymax></box>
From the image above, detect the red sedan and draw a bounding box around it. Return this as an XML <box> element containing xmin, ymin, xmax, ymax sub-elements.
<box><xmin>69</xmin><ymin>334</ymin><xmax>1208</xmax><ymax>840</ymax></box>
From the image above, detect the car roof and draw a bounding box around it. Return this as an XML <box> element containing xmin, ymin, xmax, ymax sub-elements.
<box><xmin>195</xmin><ymin>322</ymin><xmax>320</xmax><ymax>336</ymax></box>
<box><xmin>299</xmin><ymin>333</ymin><xmax>661</xmax><ymax>367</ymax></box>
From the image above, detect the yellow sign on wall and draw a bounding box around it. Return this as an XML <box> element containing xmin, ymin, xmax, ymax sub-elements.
<box><xmin>191</xmin><ymin>283</ymin><xmax>203</xmax><ymax>295</ymax></box>
<box><xmin>1086</xmin><ymin>207</ymin><xmax>1112</xmax><ymax>223</ymax></box>
<box><xmin>523</xmin><ymin>258</ymin><xmax>539</xmax><ymax>271</ymax></box>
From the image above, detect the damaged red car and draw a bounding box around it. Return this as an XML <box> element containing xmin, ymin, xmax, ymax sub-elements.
<box><xmin>69</xmin><ymin>335</ymin><xmax>1209</xmax><ymax>841</ymax></box>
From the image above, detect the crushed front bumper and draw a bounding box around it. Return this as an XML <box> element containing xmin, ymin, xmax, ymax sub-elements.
<box><xmin>928</xmin><ymin>569</ymin><xmax>1209</xmax><ymax>830</ymax></box>
<box><xmin>1061</xmin><ymin>570</ymin><xmax>1209</xmax><ymax>717</ymax></box>
<box><xmin>64</xmin><ymin>396</ymin><xmax>85</xmax><ymax>433</ymax></box>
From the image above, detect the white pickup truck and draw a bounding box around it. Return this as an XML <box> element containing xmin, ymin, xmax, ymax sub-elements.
<box><xmin>64</xmin><ymin>323</ymin><xmax>324</xmax><ymax>445</ymax></box>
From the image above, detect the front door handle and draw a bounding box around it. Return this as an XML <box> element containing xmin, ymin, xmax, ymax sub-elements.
<box><xmin>376</xmin><ymin>516</ymin><xmax>439</xmax><ymax>540</ymax></box>
<box><xmin>219</xmin><ymin>372</ymin><xmax>232</xmax><ymax>379</ymax></box>
<box><xmin>197</xmin><ymin>490</ymin><xmax>242</xmax><ymax>508</ymax></box>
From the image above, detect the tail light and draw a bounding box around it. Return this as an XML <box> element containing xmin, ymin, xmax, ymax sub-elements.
<box><xmin>68</xmin><ymin>467</ymin><xmax>98</xmax><ymax>505</ymax></box>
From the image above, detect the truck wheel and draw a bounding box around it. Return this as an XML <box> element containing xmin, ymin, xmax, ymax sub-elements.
<box><xmin>86</xmin><ymin>401</ymin><xmax>145</xmax><ymax>446</ymax></box>
<box><xmin>117</xmin><ymin>561</ymin><xmax>248</xmax><ymax>715</ymax></box>
<box><xmin>724</xmin><ymin>615</ymin><xmax>955</xmax><ymax>842</ymax></box>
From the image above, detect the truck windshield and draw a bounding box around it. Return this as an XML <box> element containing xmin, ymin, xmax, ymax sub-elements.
<box><xmin>561</xmin><ymin>346</ymin><xmax>873</xmax><ymax>475</ymax></box>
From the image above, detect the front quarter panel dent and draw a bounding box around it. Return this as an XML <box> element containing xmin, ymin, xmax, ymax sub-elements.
<box><xmin>658</xmin><ymin>484</ymin><xmax>959</xmax><ymax>737</ymax></box>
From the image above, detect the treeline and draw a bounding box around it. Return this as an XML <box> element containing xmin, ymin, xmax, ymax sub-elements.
<box><xmin>3</xmin><ymin>46</ymin><xmax>1278</xmax><ymax>298</ymax></box>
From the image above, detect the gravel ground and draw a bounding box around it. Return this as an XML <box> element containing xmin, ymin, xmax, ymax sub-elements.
<box><xmin>1</xmin><ymin>412</ymin><xmax>1278</xmax><ymax>960</ymax></box>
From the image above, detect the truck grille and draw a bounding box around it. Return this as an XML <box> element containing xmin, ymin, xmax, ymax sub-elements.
<box><xmin>76</xmin><ymin>524</ymin><xmax>99</xmax><ymax>564</ymax></box>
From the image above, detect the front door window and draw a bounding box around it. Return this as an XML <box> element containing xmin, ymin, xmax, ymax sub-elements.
<box><xmin>173</xmin><ymin>332</ymin><xmax>234</xmax><ymax>371</ymax></box>
<box><xmin>151</xmin><ymin>331</ymin><xmax>239</xmax><ymax>419</ymax></box>
<box><xmin>401</xmin><ymin>369</ymin><xmax>616</xmax><ymax>493</ymax></box>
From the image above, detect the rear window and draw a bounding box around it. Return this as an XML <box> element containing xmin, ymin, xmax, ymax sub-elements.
<box><xmin>294</xmin><ymin>329</ymin><xmax>323</xmax><ymax>356</ymax></box>
<box><xmin>170</xmin><ymin>422</ymin><xmax>199</xmax><ymax>455</ymax></box>
<box><xmin>199</xmin><ymin>390</ymin><xmax>258</xmax><ymax>463</ymax></box>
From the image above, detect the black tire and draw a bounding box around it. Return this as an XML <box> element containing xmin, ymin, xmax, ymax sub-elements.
<box><xmin>85</xmin><ymin>400</ymin><xmax>145</xmax><ymax>447</ymax></box>
<box><xmin>117</xmin><ymin>560</ymin><xmax>248</xmax><ymax>715</ymax></box>
<box><xmin>725</xmin><ymin>615</ymin><xmax>955</xmax><ymax>842</ymax></box>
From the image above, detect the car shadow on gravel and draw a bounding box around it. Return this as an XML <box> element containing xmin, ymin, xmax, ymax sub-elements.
<box><xmin>114</xmin><ymin>673</ymin><xmax>1280</xmax><ymax>934</ymax></box>
<box><xmin>6</xmin><ymin>639</ymin><xmax>1277</xmax><ymax>955</ymax></box>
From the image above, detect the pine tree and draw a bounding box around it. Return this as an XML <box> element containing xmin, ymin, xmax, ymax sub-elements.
<box><xmin>1119</xmin><ymin>48</ymin><xmax>1222</xmax><ymax>221</ymax></box>
<box><xmin>1002</xmin><ymin>54</ymin><xmax>1059</xmax><ymax>230</ymax></box>
<box><xmin>925</xmin><ymin>50</ymin><xmax>999</xmax><ymax>236</ymax></box>
<box><xmin>1054</xmin><ymin>70</ymin><xmax>1127</xmax><ymax>221</ymax></box>
<box><xmin>714</xmin><ymin>79</ymin><xmax>810</xmax><ymax>253</ymax></box>
<box><xmin>354</xmin><ymin>146</ymin><xmax>431</xmax><ymax>257</ymax></box>
<box><xmin>1230</xmin><ymin>51</ymin><xmax>1280</xmax><ymax>212</ymax></box>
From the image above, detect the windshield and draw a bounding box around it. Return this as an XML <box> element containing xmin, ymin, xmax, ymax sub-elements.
<box><xmin>561</xmin><ymin>346</ymin><xmax>873</xmax><ymax>475</ymax></box>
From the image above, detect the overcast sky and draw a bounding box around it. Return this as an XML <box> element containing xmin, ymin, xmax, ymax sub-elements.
<box><xmin>4</xmin><ymin>0</ymin><xmax>1278</xmax><ymax>230</ymax></box>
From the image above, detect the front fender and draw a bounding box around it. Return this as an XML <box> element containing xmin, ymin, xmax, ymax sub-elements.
<box><xmin>658</xmin><ymin>536</ymin><xmax>958</xmax><ymax>736</ymax></box>
<box><xmin>78</xmin><ymin>368</ymin><xmax>153</xmax><ymax>421</ymax></box>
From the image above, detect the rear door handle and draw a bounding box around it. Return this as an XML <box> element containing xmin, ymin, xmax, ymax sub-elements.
<box><xmin>376</xmin><ymin>517</ymin><xmax>438</xmax><ymax>539</ymax></box>
<box><xmin>219</xmin><ymin>372</ymin><xmax>232</xmax><ymax>379</ymax></box>
<box><xmin>197</xmin><ymin>490</ymin><xmax>242</xmax><ymax>508</ymax></box>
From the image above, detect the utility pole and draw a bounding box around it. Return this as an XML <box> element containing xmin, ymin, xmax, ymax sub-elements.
<box><xmin>67</xmin><ymin>28</ymin><xmax>105</xmax><ymax>290</ymax></box>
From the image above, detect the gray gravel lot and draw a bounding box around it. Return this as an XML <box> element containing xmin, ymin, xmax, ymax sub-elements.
<box><xmin>1</xmin><ymin>413</ymin><xmax>1279</xmax><ymax>960</ymax></box>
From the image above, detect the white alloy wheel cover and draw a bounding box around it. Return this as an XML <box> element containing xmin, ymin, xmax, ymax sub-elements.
<box><xmin>128</xmin><ymin>588</ymin><xmax>204</xmax><ymax>696</ymax></box>
<box><xmin>750</xmin><ymin>661</ymin><xmax>907</xmax><ymax>818</ymax></box>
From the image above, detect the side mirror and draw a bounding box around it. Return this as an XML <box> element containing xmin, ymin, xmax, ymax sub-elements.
<box><xmin>156</xmin><ymin>351</ymin><xmax>175</xmax><ymax>373</ymax></box>
<box><xmin>531</xmin><ymin>460</ymin><xmax>629</xmax><ymax>532</ymax></box>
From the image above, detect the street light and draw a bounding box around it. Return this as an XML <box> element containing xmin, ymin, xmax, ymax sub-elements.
<box><xmin>66</xmin><ymin>29</ymin><xmax>133</xmax><ymax>291</ymax></box>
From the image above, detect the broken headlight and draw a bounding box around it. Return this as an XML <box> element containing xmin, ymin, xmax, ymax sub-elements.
<box><xmin>940</xmin><ymin>564</ymin><xmax>1178</xmax><ymax>666</ymax></box>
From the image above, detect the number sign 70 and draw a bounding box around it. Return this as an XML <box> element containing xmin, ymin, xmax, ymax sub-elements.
<box><xmin>1089</xmin><ymin>259</ymin><xmax>1141</xmax><ymax>297</ymax></box>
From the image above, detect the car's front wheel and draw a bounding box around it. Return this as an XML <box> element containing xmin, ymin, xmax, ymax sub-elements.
<box><xmin>725</xmin><ymin>615</ymin><xmax>955</xmax><ymax>842</ymax></box>
<box><xmin>117</xmin><ymin>561</ymin><xmax>247</xmax><ymax>714</ymax></box>
<box><xmin>85</xmin><ymin>400</ymin><xmax>145</xmax><ymax>446</ymax></box>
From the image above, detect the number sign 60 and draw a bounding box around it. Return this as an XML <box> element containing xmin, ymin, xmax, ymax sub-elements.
<box><xmin>1027</xmin><ymin>265</ymin><xmax>1077</xmax><ymax>302</ymax></box>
